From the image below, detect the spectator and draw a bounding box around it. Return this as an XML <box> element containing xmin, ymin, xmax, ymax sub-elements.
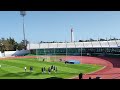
<box><xmin>96</xmin><ymin>76</ymin><xmax>101</xmax><ymax>79</ymax></box>
<box><xmin>89</xmin><ymin>77</ymin><xmax>91</xmax><ymax>79</ymax></box>
<box><xmin>79</xmin><ymin>73</ymin><xmax>83</xmax><ymax>79</ymax></box>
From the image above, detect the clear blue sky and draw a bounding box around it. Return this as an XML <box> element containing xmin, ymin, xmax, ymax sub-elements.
<box><xmin>0</xmin><ymin>11</ymin><xmax>120</xmax><ymax>43</ymax></box>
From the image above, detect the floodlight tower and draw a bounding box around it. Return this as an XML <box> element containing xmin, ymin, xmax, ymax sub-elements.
<box><xmin>71</xmin><ymin>28</ymin><xmax>74</xmax><ymax>42</ymax></box>
<box><xmin>20</xmin><ymin>11</ymin><xmax>26</xmax><ymax>49</ymax></box>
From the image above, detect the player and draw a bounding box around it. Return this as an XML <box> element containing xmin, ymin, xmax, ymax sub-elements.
<box><xmin>55</xmin><ymin>66</ymin><xmax>57</xmax><ymax>73</ymax></box>
<box><xmin>41</xmin><ymin>67</ymin><xmax>44</xmax><ymax>74</ymax></box>
<box><xmin>24</xmin><ymin>67</ymin><xmax>27</xmax><ymax>72</ymax></box>
<box><xmin>43</xmin><ymin>67</ymin><xmax>46</xmax><ymax>73</ymax></box>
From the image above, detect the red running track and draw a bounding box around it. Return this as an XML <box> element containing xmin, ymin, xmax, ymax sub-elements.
<box><xmin>63</xmin><ymin>56</ymin><xmax>120</xmax><ymax>79</ymax></box>
<box><xmin>1</xmin><ymin>56</ymin><xmax>120</xmax><ymax>79</ymax></box>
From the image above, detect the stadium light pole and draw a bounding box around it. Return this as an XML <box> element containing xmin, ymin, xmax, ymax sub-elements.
<box><xmin>81</xmin><ymin>46</ymin><xmax>82</xmax><ymax>61</ymax></box>
<box><xmin>81</xmin><ymin>40</ymin><xmax>84</xmax><ymax>61</ymax></box>
<box><xmin>20</xmin><ymin>11</ymin><xmax>26</xmax><ymax>50</ymax></box>
<box><xmin>66</xmin><ymin>40</ymin><xmax>67</xmax><ymax>61</ymax></box>
<box><xmin>54</xmin><ymin>44</ymin><xmax>56</xmax><ymax>61</ymax></box>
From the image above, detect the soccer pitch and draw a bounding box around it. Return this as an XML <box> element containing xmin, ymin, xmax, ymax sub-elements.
<box><xmin>0</xmin><ymin>58</ymin><xmax>103</xmax><ymax>79</ymax></box>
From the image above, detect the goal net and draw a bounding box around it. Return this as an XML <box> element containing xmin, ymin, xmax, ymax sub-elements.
<box><xmin>36</xmin><ymin>55</ymin><xmax>51</xmax><ymax>62</ymax></box>
<box><xmin>35</xmin><ymin>48</ymin><xmax>63</xmax><ymax>62</ymax></box>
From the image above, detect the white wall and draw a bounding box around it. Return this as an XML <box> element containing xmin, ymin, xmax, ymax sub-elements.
<box><xmin>0</xmin><ymin>52</ymin><xmax>2</xmax><ymax>57</ymax></box>
<box><xmin>0</xmin><ymin>50</ymin><xmax>30</xmax><ymax>57</ymax></box>
<box><xmin>4</xmin><ymin>51</ymin><xmax>16</xmax><ymax>57</ymax></box>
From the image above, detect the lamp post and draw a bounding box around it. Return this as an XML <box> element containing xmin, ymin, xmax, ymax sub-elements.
<box><xmin>20</xmin><ymin>11</ymin><xmax>26</xmax><ymax>50</ymax></box>
<box><xmin>65</xmin><ymin>40</ymin><xmax>67</xmax><ymax>61</ymax></box>
<box><xmin>81</xmin><ymin>46</ymin><xmax>82</xmax><ymax>61</ymax></box>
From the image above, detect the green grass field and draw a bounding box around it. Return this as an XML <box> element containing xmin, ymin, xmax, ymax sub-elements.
<box><xmin>0</xmin><ymin>58</ymin><xmax>103</xmax><ymax>79</ymax></box>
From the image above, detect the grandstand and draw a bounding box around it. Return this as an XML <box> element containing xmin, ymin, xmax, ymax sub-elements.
<box><xmin>27</xmin><ymin>40</ymin><xmax>120</xmax><ymax>56</ymax></box>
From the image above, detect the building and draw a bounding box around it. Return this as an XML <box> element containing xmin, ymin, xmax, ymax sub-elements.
<box><xmin>27</xmin><ymin>40</ymin><xmax>120</xmax><ymax>56</ymax></box>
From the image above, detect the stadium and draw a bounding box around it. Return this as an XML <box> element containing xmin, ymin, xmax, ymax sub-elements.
<box><xmin>28</xmin><ymin>39</ymin><xmax>120</xmax><ymax>56</ymax></box>
<box><xmin>0</xmin><ymin>28</ymin><xmax>120</xmax><ymax>79</ymax></box>
<box><xmin>26</xmin><ymin>35</ymin><xmax>120</xmax><ymax>79</ymax></box>
<box><xmin>0</xmin><ymin>11</ymin><xmax>120</xmax><ymax>79</ymax></box>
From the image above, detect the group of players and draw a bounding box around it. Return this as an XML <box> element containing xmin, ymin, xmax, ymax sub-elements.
<box><xmin>24</xmin><ymin>65</ymin><xmax>57</xmax><ymax>74</ymax></box>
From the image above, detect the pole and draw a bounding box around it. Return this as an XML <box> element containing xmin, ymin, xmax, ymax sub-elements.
<box><xmin>20</xmin><ymin>11</ymin><xmax>26</xmax><ymax>50</ymax></box>
<box><xmin>38</xmin><ymin>42</ymin><xmax>41</xmax><ymax>60</ymax></box>
<box><xmin>71</xmin><ymin>29</ymin><xmax>72</xmax><ymax>42</ymax></box>
<box><xmin>81</xmin><ymin>46</ymin><xmax>82</xmax><ymax>61</ymax></box>
<box><xmin>54</xmin><ymin>45</ymin><xmax>56</xmax><ymax>61</ymax></box>
<box><xmin>22</xmin><ymin>16</ymin><xmax>26</xmax><ymax>49</ymax></box>
<box><xmin>44</xmin><ymin>46</ymin><xmax>46</xmax><ymax>56</ymax></box>
<box><xmin>66</xmin><ymin>41</ymin><xmax>67</xmax><ymax>61</ymax></box>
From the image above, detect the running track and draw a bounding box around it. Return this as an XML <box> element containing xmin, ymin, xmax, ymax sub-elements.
<box><xmin>0</xmin><ymin>56</ymin><xmax>120</xmax><ymax>79</ymax></box>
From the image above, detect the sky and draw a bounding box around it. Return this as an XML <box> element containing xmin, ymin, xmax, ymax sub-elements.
<box><xmin>0</xmin><ymin>11</ymin><xmax>120</xmax><ymax>43</ymax></box>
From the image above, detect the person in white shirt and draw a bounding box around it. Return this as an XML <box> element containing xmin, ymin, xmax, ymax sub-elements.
<box><xmin>0</xmin><ymin>65</ymin><xmax>1</xmax><ymax>68</ymax></box>
<box><xmin>24</xmin><ymin>67</ymin><xmax>27</xmax><ymax>72</ymax></box>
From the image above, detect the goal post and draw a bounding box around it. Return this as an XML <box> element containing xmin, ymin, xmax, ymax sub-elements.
<box><xmin>37</xmin><ymin>55</ymin><xmax>51</xmax><ymax>62</ymax></box>
<box><xmin>36</xmin><ymin>49</ymin><xmax>51</xmax><ymax>62</ymax></box>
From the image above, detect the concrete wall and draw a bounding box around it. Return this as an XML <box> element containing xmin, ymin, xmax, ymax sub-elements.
<box><xmin>4</xmin><ymin>51</ymin><xmax>16</xmax><ymax>57</ymax></box>
<box><xmin>0</xmin><ymin>50</ymin><xmax>30</xmax><ymax>57</ymax></box>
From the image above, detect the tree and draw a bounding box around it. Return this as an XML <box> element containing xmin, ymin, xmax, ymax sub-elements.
<box><xmin>89</xmin><ymin>38</ymin><xmax>94</xmax><ymax>41</ymax></box>
<box><xmin>0</xmin><ymin>43</ymin><xmax>5</xmax><ymax>53</ymax></box>
<box><xmin>20</xmin><ymin>40</ymin><xmax>29</xmax><ymax>50</ymax></box>
<box><xmin>111</xmin><ymin>37</ymin><xmax>118</xmax><ymax>40</ymax></box>
<box><xmin>85</xmin><ymin>40</ymin><xmax>89</xmax><ymax>42</ymax></box>
<box><xmin>99</xmin><ymin>38</ymin><xmax>106</xmax><ymax>41</ymax></box>
<box><xmin>0</xmin><ymin>37</ymin><xmax>25</xmax><ymax>51</ymax></box>
<box><xmin>79</xmin><ymin>40</ymin><xmax>84</xmax><ymax>42</ymax></box>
